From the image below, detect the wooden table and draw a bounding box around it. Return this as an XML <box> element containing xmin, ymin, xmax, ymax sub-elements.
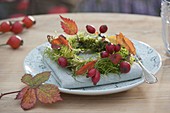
<box><xmin>0</xmin><ymin>13</ymin><xmax>169</xmax><ymax>113</ymax></box>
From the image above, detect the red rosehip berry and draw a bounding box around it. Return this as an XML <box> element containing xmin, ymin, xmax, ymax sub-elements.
<box><xmin>92</xmin><ymin>69</ymin><xmax>100</xmax><ymax>85</ymax></box>
<box><xmin>115</xmin><ymin>44</ymin><xmax>121</xmax><ymax>52</ymax></box>
<box><xmin>105</xmin><ymin>43</ymin><xmax>115</xmax><ymax>54</ymax></box>
<box><xmin>6</xmin><ymin>35</ymin><xmax>23</xmax><ymax>49</ymax></box>
<box><xmin>86</xmin><ymin>25</ymin><xmax>96</xmax><ymax>34</ymax></box>
<box><xmin>58</xmin><ymin>57</ymin><xmax>68</xmax><ymax>68</ymax></box>
<box><xmin>87</xmin><ymin>68</ymin><xmax>96</xmax><ymax>78</ymax></box>
<box><xmin>22</xmin><ymin>16</ymin><xmax>36</xmax><ymax>28</ymax></box>
<box><xmin>119</xmin><ymin>61</ymin><xmax>131</xmax><ymax>73</ymax></box>
<box><xmin>11</xmin><ymin>21</ymin><xmax>23</xmax><ymax>34</ymax></box>
<box><xmin>51</xmin><ymin>44</ymin><xmax>61</xmax><ymax>50</ymax></box>
<box><xmin>0</xmin><ymin>21</ymin><xmax>11</xmax><ymax>33</ymax></box>
<box><xmin>100</xmin><ymin>51</ymin><xmax>109</xmax><ymax>58</ymax></box>
<box><xmin>99</xmin><ymin>25</ymin><xmax>108</xmax><ymax>33</ymax></box>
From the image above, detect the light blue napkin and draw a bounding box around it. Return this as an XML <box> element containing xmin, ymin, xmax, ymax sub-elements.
<box><xmin>39</xmin><ymin>44</ymin><xmax>143</xmax><ymax>89</ymax></box>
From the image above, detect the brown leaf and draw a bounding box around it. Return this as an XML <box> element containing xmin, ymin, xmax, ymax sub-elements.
<box><xmin>36</xmin><ymin>84</ymin><xmax>62</xmax><ymax>104</ymax></box>
<box><xmin>16</xmin><ymin>86</ymin><xmax>29</xmax><ymax>100</ymax></box>
<box><xmin>60</xmin><ymin>15</ymin><xmax>78</xmax><ymax>35</ymax></box>
<box><xmin>21</xmin><ymin>88</ymin><xmax>36</xmax><ymax>110</ymax></box>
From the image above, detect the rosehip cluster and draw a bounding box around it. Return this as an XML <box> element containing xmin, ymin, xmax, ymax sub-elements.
<box><xmin>0</xmin><ymin>16</ymin><xmax>36</xmax><ymax>49</ymax></box>
<box><xmin>0</xmin><ymin>16</ymin><xmax>36</xmax><ymax>34</ymax></box>
<box><xmin>101</xmin><ymin>43</ymin><xmax>131</xmax><ymax>73</ymax></box>
<box><xmin>86</xmin><ymin>25</ymin><xmax>108</xmax><ymax>35</ymax></box>
<box><xmin>87</xmin><ymin>68</ymin><xmax>100</xmax><ymax>85</ymax></box>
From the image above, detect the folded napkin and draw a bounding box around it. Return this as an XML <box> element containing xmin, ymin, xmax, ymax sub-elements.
<box><xmin>38</xmin><ymin>44</ymin><xmax>143</xmax><ymax>89</ymax></box>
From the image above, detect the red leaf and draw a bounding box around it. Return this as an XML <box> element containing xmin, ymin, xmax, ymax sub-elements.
<box><xmin>16</xmin><ymin>86</ymin><xmax>29</xmax><ymax>100</ymax></box>
<box><xmin>36</xmin><ymin>84</ymin><xmax>62</xmax><ymax>104</ymax></box>
<box><xmin>60</xmin><ymin>15</ymin><xmax>78</xmax><ymax>35</ymax></box>
<box><xmin>21</xmin><ymin>88</ymin><xmax>36</xmax><ymax>110</ymax></box>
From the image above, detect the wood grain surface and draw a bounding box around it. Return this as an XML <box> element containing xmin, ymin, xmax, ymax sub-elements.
<box><xmin>0</xmin><ymin>13</ymin><xmax>169</xmax><ymax>113</ymax></box>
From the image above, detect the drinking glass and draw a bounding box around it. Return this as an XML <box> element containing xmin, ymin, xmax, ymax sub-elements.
<box><xmin>161</xmin><ymin>0</ymin><xmax>170</xmax><ymax>56</ymax></box>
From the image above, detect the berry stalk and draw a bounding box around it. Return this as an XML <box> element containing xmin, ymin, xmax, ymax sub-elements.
<box><xmin>0</xmin><ymin>43</ymin><xmax>7</xmax><ymax>46</ymax></box>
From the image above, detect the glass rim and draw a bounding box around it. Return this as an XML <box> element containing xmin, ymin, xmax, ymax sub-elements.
<box><xmin>163</xmin><ymin>0</ymin><xmax>170</xmax><ymax>3</ymax></box>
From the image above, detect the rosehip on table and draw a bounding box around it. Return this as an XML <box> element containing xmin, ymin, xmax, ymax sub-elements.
<box><xmin>114</xmin><ymin>44</ymin><xmax>121</xmax><ymax>52</ymax></box>
<box><xmin>11</xmin><ymin>21</ymin><xmax>23</xmax><ymax>34</ymax></box>
<box><xmin>119</xmin><ymin>61</ymin><xmax>131</xmax><ymax>73</ymax></box>
<box><xmin>105</xmin><ymin>43</ymin><xmax>115</xmax><ymax>54</ymax></box>
<box><xmin>109</xmin><ymin>53</ymin><xmax>122</xmax><ymax>65</ymax></box>
<box><xmin>100</xmin><ymin>51</ymin><xmax>109</xmax><ymax>58</ymax></box>
<box><xmin>99</xmin><ymin>25</ymin><xmax>108</xmax><ymax>33</ymax></box>
<box><xmin>0</xmin><ymin>21</ymin><xmax>11</xmax><ymax>33</ymax></box>
<box><xmin>58</xmin><ymin>56</ymin><xmax>68</xmax><ymax>68</ymax></box>
<box><xmin>86</xmin><ymin>25</ymin><xmax>96</xmax><ymax>34</ymax></box>
<box><xmin>6</xmin><ymin>35</ymin><xmax>23</xmax><ymax>49</ymax></box>
<box><xmin>22</xmin><ymin>16</ymin><xmax>36</xmax><ymax>28</ymax></box>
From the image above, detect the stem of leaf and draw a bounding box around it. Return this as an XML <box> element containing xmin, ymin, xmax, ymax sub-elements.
<box><xmin>0</xmin><ymin>90</ymin><xmax>20</xmax><ymax>99</ymax></box>
<box><xmin>76</xmin><ymin>34</ymin><xmax>79</xmax><ymax>42</ymax></box>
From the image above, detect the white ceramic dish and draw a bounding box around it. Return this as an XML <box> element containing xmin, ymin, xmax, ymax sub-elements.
<box><xmin>23</xmin><ymin>40</ymin><xmax>162</xmax><ymax>95</ymax></box>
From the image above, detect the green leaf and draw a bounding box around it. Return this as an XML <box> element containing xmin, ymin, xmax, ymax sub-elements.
<box><xmin>21</xmin><ymin>74</ymin><xmax>33</xmax><ymax>86</ymax></box>
<box><xmin>31</xmin><ymin>71</ymin><xmax>51</xmax><ymax>87</ymax></box>
<box><xmin>21</xmin><ymin>88</ymin><xmax>36</xmax><ymax>110</ymax></box>
<box><xmin>36</xmin><ymin>84</ymin><xmax>62</xmax><ymax>104</ymax></box>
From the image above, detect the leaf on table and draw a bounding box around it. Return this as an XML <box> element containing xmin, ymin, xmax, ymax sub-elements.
<box><xmin>36</xmin><ymin>84</ymin><xmax>62</xmax><ymax>104</ymax></box>
<box><xmin>31</xmin><ymin>71</ymin><xmax>51</xmax><ymax>87</ymax></box>
<box><xmin>16</xmin><ymin>86</ymin><xmax>29</xmax><ymax>100</ymax></box>
<box><xmin>16</xmin><ymin>72</ymin><xmax>62</xmax><ymax>110</ymax></box>
<box><xmin>21</xmin><ymin>74</ymin><xmax>33</xmax><ymax>86</ymax></box>
<box><xmin>21</xmin><ymin>71</ymin><xmax>51</xmax><ymax>88</ymax></box>
<box><xmin>21</xmin><ymin>88</ymin><xmax>36</xmax><ymax>110</ymax></box>
<box><xmin>60</xmin><ymin>15</ymin><xmax>78</xmax><ymax>35</ymax></box>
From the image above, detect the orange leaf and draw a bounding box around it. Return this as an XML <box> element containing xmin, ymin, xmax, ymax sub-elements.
<box><xmin>21</xmin><ymin>88</ymin><xmax>36</xmax><ymax>110</ymax></box>
<box><xmin>36</xmin><ymin>84</ymin><xmax>62</xmax><ymax>104</ymax></box>
<box><xmin>76</xmin><ymin>60</ymin><xmax>97</xmax><ymax>75</ymax></box>
<box><xmin>60</xmin><ymin>15</ymin><xmax>78</xmax><ymax>35</ymax></box>
<box><xmin>116</xmin><ymin>33</ymin><xmax>136</xmax><ymax>55</ymax></box>
<box><xmin>123</xmin><ymin>36</ymin><xmax>136</xmax><ymax>55</ymax></box>
<box><xmin>51</xmin><ymin>35</ymin><xmax>72</xmax><ymax>49</ymax></box>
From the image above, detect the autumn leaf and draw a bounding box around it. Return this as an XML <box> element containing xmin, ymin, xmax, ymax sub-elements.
<box><xmin>21</xmin><ymin>88</ymin><xmax>36</xmax><ymax>110</ymax></box>
<box><xmin>76</xmin><ymin>60</ymin><xmax>97</xmax><ymax>75</ymax></box>
<box><xmin>21</xmin><ymin>74</ymin><xmax>33</xmax><ymax>86</ymax></box>
<box><xmin>36</xmin><ymin>84</ymin><xmax>62</xmax><ymax>103</ymax></box>
<box><xmin>16</xmin><ymin>71</ymin><xmax>62</xmax><ymax>110</ymax></box>
<box><xmin>16</xmin><ymin>86</ymin><xmax>29</xmax><ymax>100</ymax></box>
<box><xmin>31</xmin><ymin>71</ymin><xmax>51</xmax><ymax>87</ymax></box>
<box><xmin>60</xmin><ymin>15</ymin><xmax>78</xmax><ymax>35</ymax></box>
<box><xmin>116</xmin><ymin>33</ymin><xmax>136</xmax><ymax>55</ymax></box>
<box><xmin>21</xmin><ymin>71</ymin><xmax>51</xmax><ymax>88</ymax></box>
